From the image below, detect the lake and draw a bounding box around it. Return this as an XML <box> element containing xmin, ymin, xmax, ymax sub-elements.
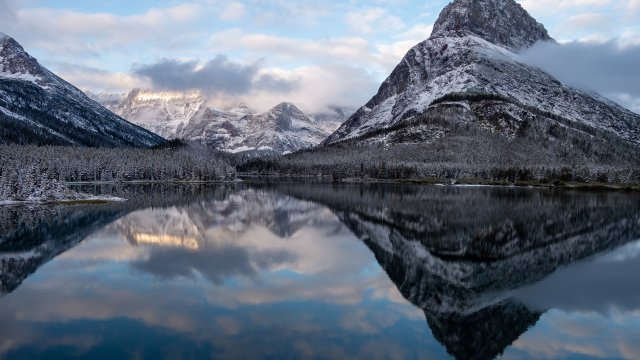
<box><xmin>1</xmin><ymin>182</ymin><xmax>639</xmax><ymax>359</ymax></box>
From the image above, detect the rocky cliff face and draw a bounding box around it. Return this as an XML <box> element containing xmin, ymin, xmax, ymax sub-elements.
<box><xmin>0</xmin><ymin>33</ymin><xmax>165</xmax><ymax>147</ymax></box>
<box><xmin>431</xmin><ymin>0</ymin><xmax>552</xmax><ymax>51</ymax></box>
<box><xmin>325</xmin><ymin>0</ymin><xmax>639</xmax><ymax>150</ymax></box>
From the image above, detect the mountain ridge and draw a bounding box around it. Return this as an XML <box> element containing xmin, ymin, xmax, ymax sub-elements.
<box><xmin>92</xmin><ymin>89</ymin><xmax>353</xmax><ymax>154</ymax></box>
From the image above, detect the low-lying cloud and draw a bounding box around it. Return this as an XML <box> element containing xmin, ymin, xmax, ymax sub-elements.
<box><xmin>520</xmin><ymin>40</ymin><xmax>640</xmax><ymax>113</ymax></box>
<box><xmin>130</xmin><ymin>56</ymin><xmax>380</xmax><ymax>112</ymax></box>
<box><xmin>133</xmin><ymin>55</ymin><xmax>298</xmax><ymax>96</ymax></box>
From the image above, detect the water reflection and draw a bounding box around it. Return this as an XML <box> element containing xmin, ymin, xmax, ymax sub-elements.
<box><xmin>275</xmin><ymin>183</ymin><xmax>640</xmax><ymax>359</ymax></box>
<box><xmin>0</xmin><ymin>183</ymin><xmax>638</xmax><ymax>359</ymax></box>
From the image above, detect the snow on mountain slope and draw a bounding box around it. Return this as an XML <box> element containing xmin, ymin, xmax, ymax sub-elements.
<box><xmin>97</xmin><ymin>89</ymin><xmax>207</xmax><ymax>139</ymax></box>
<box><xmin>325</xmin><ymin>0</ymin><xmax>640</xmax><ymax>146</ymax></box>
<box><xmin>95</xmin><ymin>89</ymin><xmax>353</xmax><ymax>154</ymax></box>
<box><xmin>191</xmin><ymin>102</ymin><xmax>332</xmax><ymax>154</ymax></box>
<box><xmin>0</xmin><ymin>33</ymin><xmax>165</xmax><ymax>147</ymax></box>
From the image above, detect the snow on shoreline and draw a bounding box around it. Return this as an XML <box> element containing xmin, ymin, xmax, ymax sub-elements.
<box><xmin>0</xmin><ymin>195</ymin><xmax>127</xmax><ymax>206</ymax></box>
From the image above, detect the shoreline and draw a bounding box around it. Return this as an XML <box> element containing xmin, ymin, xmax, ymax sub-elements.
<box><xmin>65</xmin><ymin>179</ymin><xmax>238</xmax><ymax>185</ymax></box>
<box><xmin>3</xmin><ymin>176</ymin><xmax>637</xmax><ymax>207</ymax></box>
<box><xmin>0</xmin><ymin>196</ymin><xmax>127</xmax><ymax>207</ymax></box>
<box><xmin>237</xmin><ymin>174</ymin><xmax>640</xmax><ymax>191</ymax></box>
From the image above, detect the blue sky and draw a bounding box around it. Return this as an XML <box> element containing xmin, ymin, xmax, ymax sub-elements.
<box><xmin>1</xmin><ymin>0</ymin><xmax>639</xmax><ymax>112</ymax></box>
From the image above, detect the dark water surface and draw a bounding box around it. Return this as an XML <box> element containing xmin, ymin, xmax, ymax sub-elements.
<box><xmin>1</xmin><ymin>182</ymin><xmax>639</xmax><ymax>359</ymax></box>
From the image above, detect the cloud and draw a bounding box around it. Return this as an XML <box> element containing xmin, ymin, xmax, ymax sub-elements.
<box><xmin>220</xmin><ymin>2</ymin><xmax>246</xmax><ymax>21</ymax></box>
<box><xmin>133</xmin><ymin>56</ymin><xmax>297</xmax><ymax>96</ymax></box>
<box><xmin>520</xmin><ymin>40</ymin><xmax>640</xmax><ymax>113</ymax></box>
<box><xmin>344</xmin><ymin>8</ymin><xmax>406</xmax><ymax>34</ymax></box>
<box><xmin>209</xmin><ymin>29</ymin><xmax>382</xmax><ymax>66</ymax></box>
<box><xmin>208</xmin><ymin>27</ymin><xmax>426</xmax><ymax>74</ymax></box>
<box><xmin>236</xmin><ymin>64</ymin><xmax>380</xmax><ymax>113</ymax></box>
<box><xmin>513</xmin><ymin>239</ymin><xmax>640</xmax><ymax>313</ymax></box>
<box><xmin>51</xmin><ymin>62</ymin><xmax>147</xmax><ymax>93</ymax></box>
<box><xmin>520</xmin><ymin>0</ymin><xmax>614</xmax><ymax>13</ymax></box>
<box><xmin>132</xmin><ymin>245</ymin><xmax>294</xmax><ymax>285</ymax></box>
<box><xmin>247</xmin><ymin>1</ymin><xmax>332</xmax><ymax>26</ymax></box>
<box><xmin>562</xmin><ymin>13</ymin><xmax>611</xmax><ymax>32</ymax></box>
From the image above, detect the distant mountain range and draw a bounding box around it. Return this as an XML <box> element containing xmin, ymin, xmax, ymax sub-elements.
<box><xmin>90</xmin><ymin>89</ymin><xmax>353</xmax><ymax>154</ymax></box>
<box><xmin>0</xmin><ymin>32</ymin><xmax>165</xmax><ymax>147</ymax></box>
<box><xmin>0</xmin><ymin>31</ymin><xmax>352</xmax><ymax>153</ymax></box>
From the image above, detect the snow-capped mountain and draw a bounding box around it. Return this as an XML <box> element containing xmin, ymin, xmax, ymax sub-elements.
<box><xmin>94</xmin><ymin>89</ymin><xmax>352</xmax><ymax>154</ymax></box>
<box><xmin>93</xmin><ymin>89</ymin><xmax>207</xmax><ymax>140</ymax></box>
<box><xmin>325</xmin><ymin>0</ymin><xmax>640</xmax><ymax>146</ymax></box>
<box><xmin>204</xmin><ymin>102</ymin><xmax>332</xmax><ymax>154</ymax></box>
<box><xmin>111</xmin><ymin>188</ymin><xmax>330</xmax><ymax>250</ymax></box>
<box><xmin>0</xmin><ymin>33</ymin><xmax>165</xmax><ymax>147</ymax></box>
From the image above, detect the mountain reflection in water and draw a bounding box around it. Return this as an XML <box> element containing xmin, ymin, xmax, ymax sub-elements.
<box><xmin>0</xmin><ymin>183</ymin><xmax>639</xmax><ymax>359</ymax></box>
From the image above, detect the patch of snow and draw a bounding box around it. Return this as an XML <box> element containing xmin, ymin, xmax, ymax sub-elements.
<box><xmin>0</xmin><ymin>71</ymin><xmax>41</xmax><ymax>84</ymax></box>
<box><xmin>227</xmin><ymin>145</ymin><xmax>255</xmax><ymax>153</ymax></box>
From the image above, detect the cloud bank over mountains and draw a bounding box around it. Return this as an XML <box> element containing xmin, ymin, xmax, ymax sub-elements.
<box><xmin>521</xmin><ymin>40</ymin><xmax>640</xmax><ymax>113</ymax></box>
<box><xmin>133</xmin><ymin>56</ymin><xmax>297</xmax><ymax>96</ymax></box>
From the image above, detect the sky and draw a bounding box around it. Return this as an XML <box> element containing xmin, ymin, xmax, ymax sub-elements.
<box><xmin>1</xmin><ymin>0</ymin><xmax>639</xmax><ymax>113</ymax></box>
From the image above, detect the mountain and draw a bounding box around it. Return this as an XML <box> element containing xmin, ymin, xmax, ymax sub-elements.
<box><xmin>93</xmin><ymin>89</ymin><xmax>353</xmax><ymax>154</ymax></box>
<box><xmin>251</xmin><ymin>0</ymin><xmax>637</xmax><ymax>182</ymax></box>
<box><xmin>0</xmin><ymin>33</ymin><xmax>165</xmax><ymax>147</ymax></box>
<box><xmin>327</xmin><ymin>0</ymin><xmax>639</xmax><ymax>145</ymax></box>
<box><xmin>93</xmin><ymin>89</ymin><xmax>206</xmax><ymax>140</ymax></box>
<box><xmin>207</xmin><ymin>102</ymin><xmax>332</xmax><ymax>154</ymax></box>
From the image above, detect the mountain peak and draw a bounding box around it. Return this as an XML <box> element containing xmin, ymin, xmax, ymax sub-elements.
<box><xmin>431</xmin><ymin>0</ymin><xmax>552</xmax><ymax>51</ymax></box>
<box><xmin>270</xmin><ymin>102</ymin><xmax>305</xmax><ymax>116</ymax></box>
<box><xmin>0</xmin><ymin>33</ymin><xmax>48</xmax><ymax>82</ymax></box>
<box><xmin>0</xmin><ymin>34</ymin><xmax>165</xmax><ymax>147</ymax></box>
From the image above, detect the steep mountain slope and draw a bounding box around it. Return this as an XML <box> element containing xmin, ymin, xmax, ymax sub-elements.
<box><xmin>95</xmin><ymin>89</ymin><xmax>350</xmax><ymax>154</ymax></box>
<box><xmin>324</xmin><ymin>0</ymin><xmax>639</xmax><ymax>151</ymax></box>
<box><xmin>0</xmin><ymin>33</ymin><xmax>165</xmax><ymax>147</ymax></box>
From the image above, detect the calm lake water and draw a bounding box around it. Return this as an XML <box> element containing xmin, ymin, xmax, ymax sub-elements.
<box><xmin>1</xmin><ymin>182</ymin><xmax>639</xmax><ymax>360</ymax></box>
